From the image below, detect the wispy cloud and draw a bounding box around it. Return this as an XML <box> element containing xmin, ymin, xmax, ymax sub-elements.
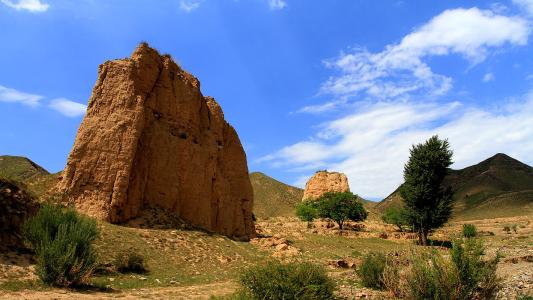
<box><xmin>268</xmin><ymin>0</ymin><xmax>287</xmax><ymax>10</ymax></box>
<box><xmin>483</xmin><ymin>72</ymin><xmax>495</xmax><ymax>82</ymax></box>
<box><xmin>0</xmin><ymin>85</ymin><xmax>43</xmax><ymax>107</ymax></box>
<box><xmin>319</xmin><ymin>8</ymin><xmax>529</xmax><ymax>104</ymax></box>
<box><xmin>49</xmin><ymin>98</ymin><xmax>87</xmax><ymax>117</ymax></box>
<box><xmin>0</xmin><ymin>85</ymin><xmax>86</xmax><ymax>117</ymax></box>
<box><xmin>262</xmin><ymin>7</ymin><xmax>533</xmax><ymax>198</ymax></box>
<box><xmin>261</xmin><ymin>97</ymin><xmax>533</xmax><ymax>198</ymax></box>
<box><xmin>0</xmin><ymin>0</ymin><xmax>49</xmax><ymax>13</ymax></box>
<box><xmin>179</xmin><ymin>0</ymin><xmax>203</xmax><ymax>13</ymax></box>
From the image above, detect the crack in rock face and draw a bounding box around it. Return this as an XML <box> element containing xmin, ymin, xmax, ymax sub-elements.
<box><xmin>58</xmin><ymin>43</ymin><xmax>255</xmax><ymax>240</ymax></box>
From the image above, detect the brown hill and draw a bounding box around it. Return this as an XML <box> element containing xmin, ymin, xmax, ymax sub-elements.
<box><xmin>376</xmin><ymin>153</ymin><xmax>533</xmax><ymax>219</ymax></box>
<box><xmin>0</xmin><ymin>155</ymin><xmax>58</xmax><ymax>198</ymax></box>
<box><xmin>250</xmin><ymin>172</ymin><xmax>303</xmax><ymax>218</ymax></box>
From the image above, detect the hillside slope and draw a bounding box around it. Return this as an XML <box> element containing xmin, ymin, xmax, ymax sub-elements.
<box><xmin>376</xmin><ymin>153</ymin><xmax>533</xmax><ymax>219</ymax></box>
<box><xmin>250</xmin><ymin>172</ymin><xmax>303</xmax><ymax>218</ymax></box>
<box><xmin>0</xmin><ymin>155</ymin><xmax>58</xmax><ymax>198</ymax></box>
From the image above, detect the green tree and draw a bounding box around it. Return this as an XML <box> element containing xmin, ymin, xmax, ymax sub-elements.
<box><xmin>400</xmin><ymin>135</ymin><xmax>454</xmax><ymax>246</ymax></box>
<box><xmin>381</xmin><ymin>207</ymin><xmax>410</xmax><ymax>232</ymax></box>
<box><xmin>316</xmin><ymin>192</ymin><xmax>367</xmax><ymax>230</ymax></box>
<box><xmin>295</xmin><ymin>201</ymin><xmax>318</xmax><ymax>227</ymax></box>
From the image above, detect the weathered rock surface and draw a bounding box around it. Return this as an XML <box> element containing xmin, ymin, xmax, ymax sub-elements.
<box><xmin>59</xmin><ymin>43</ymin><xmax>254</xmax><ymax>239</ymax></box>
<box><xmin>0</xmin><ymin>178</ymin><xmax>39</xmax><ymax>249</ymax></box>
<box><xmin>302</xmin><ymin>171</ymin><xmax>350</xmax><ymax>200</ymax></box>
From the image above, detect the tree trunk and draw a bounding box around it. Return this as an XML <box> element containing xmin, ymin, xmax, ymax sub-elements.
<box><xmin>419</xmin><ymin>229</ymin><xmax>428</xmax><ymax>246</ymax></box>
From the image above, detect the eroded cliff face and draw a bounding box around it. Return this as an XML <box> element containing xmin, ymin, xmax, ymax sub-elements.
<box><xmin>302</xmin><ymin>171</ymin><xmax>350</xmax><ymax>200</ymax></box>
<box><xmin>59</xmin><ymin>44</ymin><xmax>254</xmax><ymax>239</ymax></box>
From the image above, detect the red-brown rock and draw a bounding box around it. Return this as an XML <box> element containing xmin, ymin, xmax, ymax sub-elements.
<box><xmin>59</xmin><ymin>43</ymin><xmax>254</xmax><ymax>239</ymax></box>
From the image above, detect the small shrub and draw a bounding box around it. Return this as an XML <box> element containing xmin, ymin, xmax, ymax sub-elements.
<box><xmin>396</xmin><ymin>239</ymin><xmax>500</xmax><ymax>300</ymax></box>
<box><xmin>517</xmin><ymin>295</ymin><xmax>533</xmax><ymax>300</ymax></box>
<box><xmin>403</xmin><ymin>250</ymin><xmax>461</xmax><ymax>300</ymax></box>
<box><xmin>239</xmin><ymin>262</ymin><xmax>335</xmax><ymax>299</ymax></box>
<box><xmin>503</xmin><ymin>226</ymin><xmax>511</xmax><ymax>234</ymax></box>
<box><xmin>451</xmin><ymin>238</ymin><xmax>500</xmax><ymax>300</ymax></box>
<box><xmin>23</xmin><ymin>204</ymin><xmax>99</xmax><ymax>287</ymax></box>
<box><xmin>512</xmin><ymin>224</ymin><xmax>518</xmax><ymax>233</ymax></box>
<box><xmin>114</xmin><ymin>250</ymin><xmax>148</xmax><ymax>274</ymax></box>
<box><xmin>357</xmin><ymin>252</ymin><xmax>386</xmax><ymax>289</ymax></box>
<box><xmin>462</xmin><ymin>224</ymin><xmax>477</xmax><ymax>238</ymax></box>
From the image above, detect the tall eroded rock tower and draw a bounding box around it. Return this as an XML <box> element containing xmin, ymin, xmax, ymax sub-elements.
<box><xmin>302</xmin><ymin>171</ymin><xmax>350</xmax><ymax>200</ymax></box>
<box><xmin>59</xmin><ymin>43</ymin><xmax>254</xmax><ymax>239</ymax></box>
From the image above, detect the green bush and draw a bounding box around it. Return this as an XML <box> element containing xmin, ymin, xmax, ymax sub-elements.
<box><xmin>462</xmin><ymin>224</ymin><xmax>477</xmax><ymax>238</ymax></box>
<box><xmin>399</xmin><ymin>239</ymin><xmax>499</xmax><ymax>300</ymax></box>
<box><xmin>403</xmin><ymin>250</ymin><xmax>460</xmax><ymax>300</ymax></box>
<box><xmin>503</xmin><ymin>226</ymin><xmax>511</xmax><ymax>234</ymax></box>
<box><xmin>23</xmin><ymin>204</ymin><xmax>99</xmax><ymax>287</ymax></box>
<box><xmin>114</xmin><ymin>250</ymin><xmax>148</xmax><ymax>274</ymax></box>
<box><xmin>357</xmin><ymin>252</ymin><xmax>386</xmax><ymax>289</ymax></box>
<box><xmin>239</xmin><ymin>262</ymin><xmax>335</xmax><ymax>299</ymax></box>
<box><xmin>381</xmin><ymin>207</ymin><xmax>410</xmax><ymax>232</ymax></box>
<box><xmin>451</xmin><ymin>238</ymin><xmax>500</xmax><ymax>300</ymax></box>
<box><xmin>517</xmin><ymin>295</ymin><xmax>533</xmax><ymax>300</ymax></box>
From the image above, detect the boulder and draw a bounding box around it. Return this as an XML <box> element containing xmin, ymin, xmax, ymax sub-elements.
<box><xmin>302</xmin><ymin>170</ymin><xmax>350</xmax><ymax>200</ymax></box>
<box><xmin>58</xmin><ymin>43</ymin><xmax>254</xmax><ymax>239</ymax></box>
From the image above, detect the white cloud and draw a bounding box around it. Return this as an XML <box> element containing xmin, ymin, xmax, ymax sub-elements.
<box><xmin>179</xmin><ymin>0</ymin><xmax>202</xmax><ymax>12</ymax></box>
<box><xmin>320</xmin><ymin>8</ymin><xmax>529</xmax><ymax>103</ymax></box>
<box><xmin>268</xmin><ymin>0</ymin><xmax>287</xmax><ymax>10</ymax></box>
<box><xmin>49</xmin><ymin>98</ymin><xmax>87</xmax><ymax>117</ymax></box>
<box><xmin>483</xmin><ymin>72</ymin><xmax>495</xmax><ymax>82</ymax></box>
<box><xmin>0</xmin><ymin>0</ymin><xmax>48</xmax><ymax>12</ymax></box>
<box><xmin>0</xmin><ymin>85</ymin><xmax>43</xmax><ymax>107</ymax></box>
<box><xmin>261</xmin><ymin>97</ymin><xmax>533</xmax><ymax>199</ymax></box>
<box><xmin>513</xmin><ymin>0</ymin><xmax>533</xmax><ymax>15</ymax></box>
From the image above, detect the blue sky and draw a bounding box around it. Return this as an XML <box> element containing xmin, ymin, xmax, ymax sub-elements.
<box><xmin>1</xmin><ymin>0</ymin><xmax>533</xmax><ymax>199</ymax></box>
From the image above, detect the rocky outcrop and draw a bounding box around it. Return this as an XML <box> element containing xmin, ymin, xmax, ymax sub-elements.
<box><xmin>0</xmin><ymin>178</ymin><xmax>39</xmax><ymax>249</ymax></box>
<box><xmin>302</xmin><ymin>171</ymin><xmax>350</xmax><ymax>200</ymax></box>
<box><xmin>58</xmin><ymin>43</ymin><xmax>254</xmax><ymax>239</ymax></box>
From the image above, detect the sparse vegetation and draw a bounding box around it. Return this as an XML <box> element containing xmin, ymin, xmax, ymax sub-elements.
<box><xmin>357</xmin><ymin>252</ymin><xmax>386</xmax><ymax>289</ymax></box>
<box><xmin>113</xmin><ymin>250</ymin><xmax>149</xmax><ymax>274</ymax></box>
<box><xmin>400</xmin><ymin>135</ymin><xmax>454</xmax><ymax>245</ymax></box>
<box><xmin>377</xmin><ymin>239</ymin><xmax>500</xmax><ymax>300</ymax></box>
<box><xmin>451</xmin><ymin>238</ymin><xmax>500</xmax><ymax>300</ymax></box>
<box><xmin>238</xmin><ymin>262</ymin><xmax>335</xmax><ymax>299</ymax></box>
<box><xmin>381</xmin><ymin>207</ymin><xmax>410</xmax><ymax>232</ymax></box>
<box><xmin>23</xmin><ymin>204</ymin><xmax>99</xmax><ymax>287</ymax></box>
<box><xmin>462</xmin><ymin>224</ymin><xmax>477</xmax><ymax>238</ymax></box>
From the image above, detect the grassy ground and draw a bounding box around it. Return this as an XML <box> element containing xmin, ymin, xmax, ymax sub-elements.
<box><xmin>1</xmin><ymin>214</ymin><xmax>532</xmax><ymax>299</ymax></box>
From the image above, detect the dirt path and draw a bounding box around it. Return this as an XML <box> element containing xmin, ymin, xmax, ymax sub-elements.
<box><xmin>0</xmin><ymin>281</ymin><xmax>238</xmax><ymax>299</ymax></box>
